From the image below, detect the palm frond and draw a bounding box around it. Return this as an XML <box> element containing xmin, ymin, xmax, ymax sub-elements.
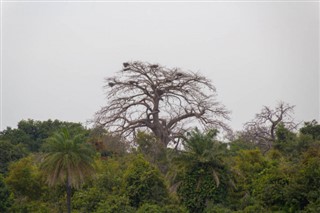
<box><xmin>40</xmin><ymin>128</ymin><xmax>95</xmax><ymax>189</ymax></box>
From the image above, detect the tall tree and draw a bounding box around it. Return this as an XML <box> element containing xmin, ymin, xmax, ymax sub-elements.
<box><xmin>242</xmin><ymin>102</ymin><xmax>296</xmax><ymax>153</ymax></box>
<box><xmin>94</xmin><ymin>61</ymin><xmax>230</xmax><ymax>147</ymax></box>
<box><xmin>40</xmin><ymin>128</ymin><xmax>95</xmax><ymax>213</ymax></box>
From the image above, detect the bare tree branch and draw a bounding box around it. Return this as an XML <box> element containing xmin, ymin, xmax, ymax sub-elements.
<box><xmin>242</xmin><ymin>102</ymin><xmax>296</xmax><ymax>153</ymax></box>
<box><xmin>94</xmin><ymin>61</ymin><xmax>230</xmax><ymax>147</ymax></box>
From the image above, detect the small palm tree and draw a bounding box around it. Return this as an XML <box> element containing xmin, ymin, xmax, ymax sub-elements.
<box><xmin>41</xmin><ymin>128</ymin><xmax>95</xmax><ymax>213</ymax></box>
<box><xmin>173</xmin><ymin>129</ymin><xmax>232</xmax><ymax>212</ymax></box>
<box><xmin>176</xmin><ymin>128</ymin><xmax>225</xmax><ymax>186</ymax></box>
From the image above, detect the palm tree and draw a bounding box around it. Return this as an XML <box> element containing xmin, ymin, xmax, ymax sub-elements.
<box><xmin>173</xmin><ymin>129</ymin><xmax>232</xmax><ymax>212</ymax></box>
<box><xmin>41</xmin><ymin>128</ymin><xmax>95</xmax><ymax>213</ymax></box>
<box><xmin>176</xmin><ymin>128</ymin><xmax>226</xmax><ymax>186</ymax></box>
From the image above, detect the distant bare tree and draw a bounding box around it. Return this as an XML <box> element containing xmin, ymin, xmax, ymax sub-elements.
<box><xmin>94</xmin><ymin>61</ymin><xmax>230</xmax><ymax>147</ymax></box>
<box><xmin>243</xmin><ymin>102</ymin><xmax>296</xmax><ymax>153</ymax></box>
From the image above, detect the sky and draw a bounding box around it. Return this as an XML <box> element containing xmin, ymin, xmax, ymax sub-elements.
<box><xmin>1</xmin><ymin>1</ymin><xmax>319</xmax><ymax>132</ymax></box>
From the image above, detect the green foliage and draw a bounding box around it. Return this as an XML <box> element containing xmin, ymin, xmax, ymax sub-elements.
<box><xmin>204</xmin><ymin>203</ymin><xmax>233</xmax><ymax>213</ymax></box>
<box><xmin>277</xmin><ymin>146</ymin><xmax>320</xmax><ymax>212</ymax></box>
<box><xmin>301</xmin><ymin>199</ymin><xmax>320</xmax><ymax>213</ymax></box>
<box><xmin>227</xmin><ymin>139</ymin><xmax>256</xmax><ymax>156</ymax></box>
<box><xmin>251</xmin><ymin>166</ymin><xmax>290</xmax><ymax>210</ymax></box>
<box><xmin>233</xmin><ymin>149</ymin><xmax>271</xmax><ymax>188</ymax></box>
<box><xmin>123</xmin><ymin>154</ymin><xmax>169</xmax><ymax>208</ymax></box>
<box><xmin>178</xmin><ymin>165</ymin><xmax>229</xmax><ymax>213</ymax></box>
<box><xmin>73</xmin><ymin>156</ymin><xmax>132</xmax><ymax>212</ymax></box>
<box><xmin>276</xmin><ymin>123</ymin><xmax>296</xmax><ymax>143</ymax></box>
<box><xmin>233</xmin><ymin>149</ymin><xmax>269</xmax><ymax>178</ymax></box>
<box><xmin>5</xmin><ymin>155</ymin><xmax>44</xmax><ymax>200</ymax></box>
<box><xmin>2</xmin><ymin>118</ymin><xmax>320</xmax><ymax>212</ymax></box>
<box><xmin>228</xmin><ymin>149</ymin><xmax>272</xmax><ymax>211</ymax></box>
<box><xmin>241</xmin><ymin>203</ymin><xmax>266</xmax><ymax>213</ymax></box>
<box><xmin>0</xmin><ymin>119</ymin><xmax>89</xmax><ymax>152</ymax></box>
<box><xmin>182</xmin><ymin>129</ymin><xmax>221</xmax><ymax>164</ymax></box>
<box><xmin>0</xmin><ymin>174</ymin><xmax>13</xmax><ymax>212</ymax></box>
<box><xmin>274</xmin><ymin>123</ymin><xmax>297</xmax><ymax>154</ymax></box>
<box><xmin>4</xmin><ymin>155</ymin><xmax>68</xmax><ymax>212</ymax></box>
<box><xmin>175</xmin><ymin>129</ymin><xmax>230</xmax><ymax>212</ymax></box>
<box><xmin>41</xmin><ymin>184</ymin><xmax>67</xmax><ymax>212</ymax></box>
<box><xmin>0</xmin><ymin>127</ymin><xmax>32</xmax><ymax>147</ymax></box>
<box><xmin>95</xmin><ymin>157</ymin><xmax>126</xmax><ymax>193</ymax></box>
<box><xmin>95</xmin><ymin>195</ymin><xmax>135</xmax><ymax>213</ymax></box>
<box><xmin>136</xmin><ymin>203</ymin><xmax>188</xmax><ymax>213</ymax></box>
<box><xmin>161</xmin><ymin>204</ymin><xmax>188</xmax><ymax>213</ymax></box>
<box><xmin>136</xmin><ymin>203</ymin><xmax>162</xmax><ymax>213</ymax></box>
<box><xmin>9</xmin><ymin>200</ymin><xmax>52</xmax><ymax>213</ymax></box>
<box><xmin>136</xmin><ymin>131</ymin><xmax>169</xmax><ymax>173</ymax></box>
<box><xmin>300</xmin><ymin>120</ymin><xmax>320</xmax><ymax>140</ymax></box>
<box><xmin>295</xmin><ymin>134</ymin><xmax>318</xmax><ymax>154</ymax></box>
<box><xmin>297</xmin><ymin>146</ymin><xmax>320</xmax><ymax>205</ymax></box>
<box><xmin>0</xmin><ymin>140</ymin><xmax>28</xmax><ymax>174</ymax></box>
<box><xmin>73</xmin><ymin>186</ymin><xmax>106</xmax><ymax>212</ymax></box>
<box><xmin>273</xmin><ymin>123</ymin><xmax>320</xmax><ymax>161</ymax></box>
<box><xmin>175</xmin><ymin>129</ymin><xmax>226</xmax><ymax>172</ymax></box>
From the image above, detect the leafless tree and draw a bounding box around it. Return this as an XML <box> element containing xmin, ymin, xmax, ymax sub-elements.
<box><xmin>242</xmin><ymin>102</ymin><xmax>297</xmax><ymax>153</ymax></box>
<box><xmin>94</xmin><ymin>61</ymin><xmax>230</xmax><ymax>147</ymax></box>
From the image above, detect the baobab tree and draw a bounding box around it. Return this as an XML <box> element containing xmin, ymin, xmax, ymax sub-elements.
<box><xmin>242</xmin><ymin>102</ymin><xmax>297</xmax><ymax>153</ymax></box>
<box><xmin>94</xmin><ymin>61</ymin><xmax>230</xmax><ymax>147</ymax></box>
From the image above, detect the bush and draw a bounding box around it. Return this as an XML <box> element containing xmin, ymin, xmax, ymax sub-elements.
<box><xmin>123</xmin><ymin>155</ymin><xmax>169</xmax><ymax>208</ymax></box>
<box><xmin>96</xmin><ymin>195</ymin><xmax>135</xmax><ymax>213</ymax></box>
<box><xmin>136</xmin><ymin>203</ymin><xmax>188</xmax><ymax>213</ymax></box>
<box><xmin>177</xmin><ymin>165</ymin><xmax>228</xmax><ymax>213</ymax></box>
<box><xmin>204</xmin><ymin>203</ymin><xmax>233</xmax><ymax>213</ymax></box>
<box><xmin>136</xmin><ymin>203</ymin><xmax>162</xmax><ymax>213</ymax></box>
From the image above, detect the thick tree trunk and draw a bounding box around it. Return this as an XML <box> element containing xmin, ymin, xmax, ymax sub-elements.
<box><xmin>152</xmin><ymin>126</ymin><xmax>170</xmax><ymax>147</ymax></box>
<box><xmin>66</xmin><ymin>176</ymin><xmax>71</xmax><ymax>213</ymax></box>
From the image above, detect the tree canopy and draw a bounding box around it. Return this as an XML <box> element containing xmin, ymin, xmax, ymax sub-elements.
<box><xmin>2</xmin><ymin>118</ymin><xmax>320</xmax><ymax>212</ymax></box>
<box><xmin>94</xmin><ymin>61</ymin><xmax>230</xmax><ymax>147</ymax></box>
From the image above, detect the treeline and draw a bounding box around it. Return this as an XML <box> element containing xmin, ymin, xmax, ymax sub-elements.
<box><xmin>1</xmin><ymin>119</ymin><xmax>320</xmax><ymax>212</ymax></box>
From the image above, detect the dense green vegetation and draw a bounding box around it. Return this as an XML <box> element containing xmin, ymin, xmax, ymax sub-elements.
<box><xmin>1</xmin><ymin>118</ymin><xmax>320</xmax><ymax>212</ymax></box>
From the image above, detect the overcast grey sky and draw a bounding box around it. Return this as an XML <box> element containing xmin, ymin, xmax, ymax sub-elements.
<box><xmin>1</xmin><ymin>1</ymin><xmax>319</xmax><ymax>132</ymax></box>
